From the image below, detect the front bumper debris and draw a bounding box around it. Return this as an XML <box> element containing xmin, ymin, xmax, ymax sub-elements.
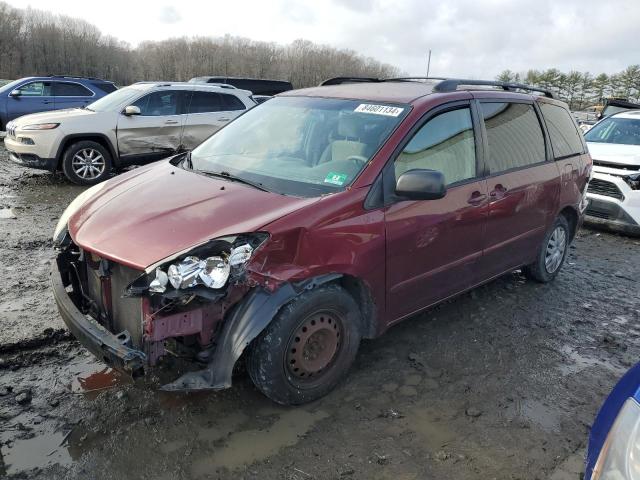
<box><xmin>51</xmin><ymin>263</ymin><xmax>146</xmax><ymax>376</ymax></box>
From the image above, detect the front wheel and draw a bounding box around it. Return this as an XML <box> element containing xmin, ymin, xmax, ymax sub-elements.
<box><xmin>62</xmin><ymin>140</ymin><xmax>112</xmax><ymax>186</ymax></box>
<box><xmin>247</xmin><ymin>284</ymin><xmax>362</xmax><ymax>405</ymax></box>
<box><xmin>523</xmin><ymin>215</ymin><xmax>570</xmax><ymax>283</ymax></box>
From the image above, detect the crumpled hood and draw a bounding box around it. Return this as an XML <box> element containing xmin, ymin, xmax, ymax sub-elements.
<box><xmin>13</xmin><ymin>107</ymin><xmax>99</xmax><ymax>126</ymax></box>
<box><xmin>69</xmin><ymin>161</ymin><xmax>319</xmax><ymax>270</ymax></box>
<box><xmin>587</xmin><ymin>142</ymin><xmax>640</xmax><ymax>168</ymax></box>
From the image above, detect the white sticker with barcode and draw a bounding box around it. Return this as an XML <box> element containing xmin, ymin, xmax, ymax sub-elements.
<box><xmin>354</xmin><ymin>104</ymin><xmax>404</xmax><ymax>117</ymax></box>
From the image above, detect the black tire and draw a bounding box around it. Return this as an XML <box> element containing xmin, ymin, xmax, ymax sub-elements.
<box><xmin>247</xmin><ymin>284</ymin><xmax>362</xmax><ymax>405</ymax></box>
<box><xmin>62</xmin><ymin>140</ymin><xmax>112</xmax><ymax>186</ymax></box>
<box><xmin>523</xmin><ymin>215</ymin><xmax>570</xmax><ymax>283</ymax></box>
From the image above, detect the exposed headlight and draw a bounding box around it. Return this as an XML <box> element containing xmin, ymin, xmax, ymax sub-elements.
<box><xmin>22</xmin><ymin>123</ymin><xmax>60</xmax><ymax>130</ymax></box>
<box><xmin>53</xmin><ymin>182</ymin><xmax>107</xmax><ymax>247</ymax></box>
<box><xmin>591</xmin><ymin>398</ymin><xmax>640</xmax><ymax>480</ymax></box>
<box><xmin>625</xmin><ymin>174</ymin><xmax>640</xmax><ymax>191</ymax></box>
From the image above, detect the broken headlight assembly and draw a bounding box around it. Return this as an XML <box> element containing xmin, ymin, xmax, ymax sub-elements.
<box><xmin>624</xmin><ymin>173</ymin><xmax>640</xmax><ymax>191</ymax></box>
<box><xmin>127</xmin><ymin>234</ymin><xmax>268</xmax><ymax>297</ymax></box>
<box><xmin>53</xmin><ymin>182</ymin><xmax>107</xmax><ymax>248</ymax></box>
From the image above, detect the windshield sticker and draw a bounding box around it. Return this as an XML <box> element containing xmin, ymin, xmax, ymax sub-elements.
<box><xmin>324</xmin><ymin>172</ymin><xmax>348</xmax><ymax>186</ymax></box>
<box><xmin>354</xmin><ymin>104</ymin><xmax>404</xmax><ymax>117</ymax></box>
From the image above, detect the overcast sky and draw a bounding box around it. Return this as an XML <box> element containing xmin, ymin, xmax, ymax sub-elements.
<box><xmin>7</xmin><ymin>0</ymin><xmax>639</xmax><ymax>78</ymax></box>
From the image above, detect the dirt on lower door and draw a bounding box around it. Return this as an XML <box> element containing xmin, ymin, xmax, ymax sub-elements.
<box><xmin>1</xmin><ymin>146</ymin><xmax>639</xmax><ymax>480</ymax></box>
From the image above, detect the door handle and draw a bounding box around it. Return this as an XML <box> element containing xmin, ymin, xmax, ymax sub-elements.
<box><xmin>164</xmin><ymin>120</ymin><xmax>179</xmax><ymax>124</ymax></box>
<box><xmin>489</xmin><ymin>184</ymin><xmax>507</xmax><ymax>198</ymax></box>
<box><xmin>219</xmin><ymin>118</ymin><xmax>230</xmax><ymax>122</ymax></box>
<box><xmin>467</xmin><ymin>191</ymin><xmax>486</xmax><ymax>206</ymax></box>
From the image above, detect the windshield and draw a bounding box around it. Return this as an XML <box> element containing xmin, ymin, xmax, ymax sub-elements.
<box><xmin>585</xmin><ymin>117</ymin><xmax>640</xmax><ymax>146</ymax></box>
<box><xmin>190</xmin><ymin>96</ymin><xmax>408</xmax><ymax>197</ymax></box>
<box><xmin>0</xmin><ymin>79</ymin><xmax>26</xmax><ymax>93</ymax></box>
<box><xmin>85</xmin><ymin>86</ymin><xmax>141</xmax><ymax>112</ymax></box>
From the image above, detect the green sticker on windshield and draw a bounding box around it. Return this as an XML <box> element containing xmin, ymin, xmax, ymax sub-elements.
<box><xmin>324</xmin><ymin>172</ymin><xmax>348</xmax><ymax>186</ymax></box>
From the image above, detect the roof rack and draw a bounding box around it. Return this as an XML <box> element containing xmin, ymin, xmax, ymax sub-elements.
<box><xmin>319</xmin><ymin>76</ymin><xmax>555</xmax><ymax>98</ymax></box>
<box><xmin>320</xmin><ymin>77</ymin><xmax>381</xmax><ymax>86</ymax></box>
<box><xmin>433</xmin><ymin>79</ymin><xmax>555</xmax><ymax>98</ymax></box>
<box><xmin>47</xmin><ymin>74</ymin><xmax>108</xmax><ymax>82</ymax></box>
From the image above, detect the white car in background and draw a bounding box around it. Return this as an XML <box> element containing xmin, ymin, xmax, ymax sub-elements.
<box><xmin>584</xmin><ymin>110</ymin><xmax>640</xmax><ymax>235</ymax></box>
<box><xmin>4</xmin><ymin>82</ymin><xmax>256</xmax><ymax>185</ymax></box>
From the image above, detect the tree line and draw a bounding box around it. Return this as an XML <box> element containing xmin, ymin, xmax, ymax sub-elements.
<box><xmin>496</xmin><ymin>67</ymin><xmax>640</xmax><ymax>110</ymax></box>
<box><xmin>0</xmin><ymin>1</ymin><xmax>399</xmax><ymax>88</ymax></box>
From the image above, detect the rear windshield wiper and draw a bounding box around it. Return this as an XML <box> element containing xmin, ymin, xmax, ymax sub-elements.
<box><xmin>198</xmin><ymin>170</ymin><xmax>269</xmax><ymax>192</ymax></box>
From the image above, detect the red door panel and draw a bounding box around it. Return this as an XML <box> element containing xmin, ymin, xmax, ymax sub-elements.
<box><xmin>385</xmin><ymin>179</ymin><xmax>488</xmax><ymax>322</ymax></box>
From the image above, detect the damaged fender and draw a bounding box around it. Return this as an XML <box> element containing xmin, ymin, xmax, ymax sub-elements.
<box><xmin>161</xmin><ymin>273</ymin><xmax>342</xmax><ymax>391</ymax></box>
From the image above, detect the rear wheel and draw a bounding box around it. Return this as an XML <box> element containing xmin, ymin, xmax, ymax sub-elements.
<box><xmin>523</xmin><ymin>215</ymin><xmax>570</xmax><ymax>283</ymax></box>
<box><xmin>62</xmin><ymin>140</ymin><xmax>112</xmax><ymax>186</ymax></box>
<box><xmin>247</xmin><ymin>284</ymin><xmax>362</xmax><ymax>405</ymax></box>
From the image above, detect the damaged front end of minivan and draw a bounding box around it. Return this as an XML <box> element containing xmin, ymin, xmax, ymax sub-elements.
<box><xmin>52</xmin><ymin>228</ymin><xmax>335</xmax><ymax>391</ymax></box>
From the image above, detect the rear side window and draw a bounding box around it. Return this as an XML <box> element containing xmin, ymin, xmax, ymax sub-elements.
<box><xmin>539</xmin><ymin>103</ymin><xmax>584</xmax><ymax>158</ymax></box>
<box><xmin>395</xmin><ymin>107</ymin><xmax>476</xmax><ymax>186</ymax></box>
<box><xmin>132</xmin><ymin>91</ymin><xmax>179</xmax><ymax>116</ymax></box>
<box><xmin>92</xmin><ymin>82</ymin><xmax>117</xmax><ymax>94</ymax></box>
<box><xmin>481</xmin><ymin>102</ymin><xmax>546</xmax><ymax>173</ymax></box>
<box><xmin>221</xmin><ymin>94</ymin><xmax>246</xmax><ymax>111</ymax></box>
<box><xmin>53</xmin><ymin>82</ymin><xmax>93</xmax><ymax>97</ymax></box>
<box><xmin>188</xmin><ymin>91</ymin><xmax>223</xmax><ymax>113</ymax></box>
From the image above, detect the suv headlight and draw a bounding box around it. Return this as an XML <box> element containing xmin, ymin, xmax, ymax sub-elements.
<box><xmin>22</xmin><ymin>123</ymin><xmax>60</xmax><ymax>130</ymax></box>
<box><xmin>53</xmin><ymin>183</ymin><xmax>106</xmax><ymax>247</ymax></box>
<box><xmin>128</xmin><ymin>233</ymin><xmax>268</xmax><ymax>296</ymax></box>
<box><xmin>591</xmin><ymin>398</ymin><xmax>640</xmax><ymax>480</ymax></box>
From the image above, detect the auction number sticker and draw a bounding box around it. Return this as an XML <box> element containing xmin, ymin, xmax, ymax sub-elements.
<box><xmin>354</xmin><ymin>104</ymin><xmax>404</xmax><ymax>117</ymax></box>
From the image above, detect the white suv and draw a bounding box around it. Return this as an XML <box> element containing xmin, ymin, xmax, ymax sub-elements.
<box><xmin>585</xmin><ymin>110</ymin><xmax>640</xmax><ymax>235</ymax></box>
<box><xmin>3</xmin><ymin>82</ymin><xmax>256</xmax><ymax>185</ymax></box>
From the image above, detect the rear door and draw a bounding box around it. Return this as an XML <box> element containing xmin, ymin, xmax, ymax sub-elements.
<box><xmin>477</xmin><ymin>100</ymin><xmax>560</xmax><ymax>278</ymax></box>
<box><xmin>7</xmin><ymin>81</ymin><xmax>54</xmax><ymax>121</ymax></box>
<box><xmin>385</xmin><ymin>102</ymin><xmax>489</xmax><ymax>322</ymax></box>
<box><xmin>181</xmin><ymin>91</ymin><xmax>248</xmax><ymax>149</ymax></box>
<box><xmin>116</xmin><ymin>89</ymin><xmax>187</xmax><ymax>162</ymax></box>
<box><xmin>52</xmin><ymin>81</ymin><xmax>95</xmax><ymax>110</ymax></box>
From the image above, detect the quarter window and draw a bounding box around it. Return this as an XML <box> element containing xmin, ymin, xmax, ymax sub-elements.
<box><xmin>53</xmin><ymin>82</ymin><xmax>93</xmax><ymax>97</ymax></box>
<box><xmin>395</xmin><ymin>108</ymin><xmax>476</xmax><ymax>186</ymax></box>
<box><xmin>132</xmin><ymin>91</ymin><xmax>179</xmax><ymax>116</ymax></box>
<box><xmin>16</xmin><ymin>81</ymin><xmax>52</xmax><ymax>96</ymax></box>
<box><xmin>539</xmin><ymin>103</ymin><xmax>584</xmax><ymax>158</ymax></box>
<box><xmin>481</xmin><ymin>103</ymin><xmax>546</xmax><ymax>173</ymax></box>
<box><xmin>221</xmin><ymin>94</ymin><xmax>246</xmax><ymax>111</ymax></box>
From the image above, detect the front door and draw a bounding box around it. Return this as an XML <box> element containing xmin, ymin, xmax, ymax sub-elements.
<box><xmin>385</xmin><ymin>104</ymin><xmax>488</xmax><ymax>322</ymax></box>
<box><xmin>7</xmin><ymin>81</ymin><xmax>54</xmax><ymax>121</ymax></box>
<box><xmin>116</xmin><ymin>90</ymin><xmax>187</xmax><ymax>162</ymax></box>
<box><xmin>477</xmin><ymin>101</ymin><xmax>560</xmax><ymax>277</ymax></box>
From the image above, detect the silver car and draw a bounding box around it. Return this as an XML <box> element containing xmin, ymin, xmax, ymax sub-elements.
<box><xmin>4</xmin><ymin>82</ymin><xmax>256</xmax><ymax>185</ymax></box>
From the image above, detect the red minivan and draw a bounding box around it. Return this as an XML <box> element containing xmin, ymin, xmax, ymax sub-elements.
<box><xmin>52</xmin><ymin>78</ymin><xmax>591</xmax><ymax>404</ymax></box>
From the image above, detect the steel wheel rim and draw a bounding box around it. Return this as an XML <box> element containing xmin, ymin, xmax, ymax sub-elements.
<box><xmin>72</xmin><ymin>148</ymin><xmax>105</xmax><ymax>179</ymax></box>
<box><xmin>286</xmin><ymin>311</ymin><xmax>343</xmax><ymax>381</ymax></box>
<box><xmin>545</xmin><ymin>226</ymin><xmax>566</xmax><ymax>273</ymax></box>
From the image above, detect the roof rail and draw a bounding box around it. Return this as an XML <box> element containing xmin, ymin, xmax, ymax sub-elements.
<box><xmin>47</xmin><ymin>74</ymin><xmax>107</xmax><ymax>82</ymax></box>
<box><xmin>320</xmin><ymin>77</ymin><xmax>381</xmax><ymax>86</ymax></box>
<box><xmin>433</xmin><ymin>79</ymin><xmax>555</xmax><ymax>98</ymax></box>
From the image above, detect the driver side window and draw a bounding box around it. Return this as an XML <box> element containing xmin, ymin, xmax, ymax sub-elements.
<box><xmin>395</xmin><ymin>107</ymin><xmax>476</xmax><ymax>186</ymax></box>
<box><xmin>132</xmin><ymin>91</ymin><xmax>179</xmax><ymax>116</ymax></box>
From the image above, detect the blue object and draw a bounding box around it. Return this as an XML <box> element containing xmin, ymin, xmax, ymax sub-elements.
<box><xmin>586</xmin><ymin>362</ymin><xmax>640</xmax><ymax>479</ymax></box>
<box><xmin>0</xmin><ymin>76</ymin><xmax>116</xmax><ymax>130</ymax></box>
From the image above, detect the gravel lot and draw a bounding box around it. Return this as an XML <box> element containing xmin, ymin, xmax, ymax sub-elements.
<box><xmin>1</xmin><ymin>145</ymin><xmax>639</xmax><ymax>480</ymax></box>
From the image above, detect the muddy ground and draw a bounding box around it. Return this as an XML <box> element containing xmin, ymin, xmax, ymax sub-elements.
<box><xmin>1</xmin><ymin>145</ymin><xmax>639</xmax><ymax>480</ymax></box>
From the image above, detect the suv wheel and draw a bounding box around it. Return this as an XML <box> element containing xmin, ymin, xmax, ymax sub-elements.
<box><xmin>247</xmin><ymin>284</ymin><xmax>362</xmax><ymax>405</ymax></box>
<box><xmin>523</xmin><ymin>215</ymin><xmax>570</xmax><ymax>283</ymax></box>
<box><xmin>62</xmin><ymin>141</ymin><xmax>112</xmax><ymax>186</ymax></box>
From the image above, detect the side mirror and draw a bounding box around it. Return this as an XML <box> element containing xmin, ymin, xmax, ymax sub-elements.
<box><xmin>395</xmin><ymin>169</ymin><xmax>446</xmax><ymax>200</ymax></box>
<box><xmin>123</xmin><ymin>105</ymin><xmax>141</xmax><ymax>116</ymax></box>
<box><xmin>9</xmin><ymin>89</ymin><xmax>20</xmax><ymax>97</ymax></box>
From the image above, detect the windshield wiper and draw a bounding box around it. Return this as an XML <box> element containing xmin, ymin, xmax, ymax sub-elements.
<box><xmin>198</xmin><ymin>170</ymin><xmax>269</xmax><ymax>192</ymax></box>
